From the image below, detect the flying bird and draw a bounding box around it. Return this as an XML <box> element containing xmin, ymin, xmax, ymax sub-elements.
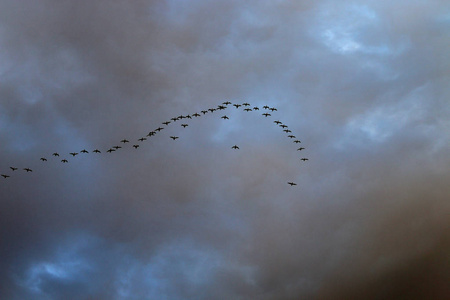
<box><xmin>52</xmin><ymin>152</ymin><xmax>60</xmax><ymax>157</ymax></box>
<box><xmin>10</xmin><ymin>167</ymin><xmax>18</xmax><ymax>171</ymax></box>
<box><xmin>293</xmin><ymin>140</ymin><xmax>301</xmax><ymax>143</ymax></box>
<box><xmin>288</xmin><ymin>135</ymin><xmax>296</xmax><ymax>139</ymax></box>
<box><xmin>93</xmin><ymin>149</ymin><xmax>101</xmax><ymax>153</ymax></box>
<box><xmin>70</xmin><ymin>152</ymin><xmax>78</xmax><ymax>156</ymax></box>
<box><xmin>40</xmin><ymin>157</ymin><xmax>47</xmax><ymax>161</ymax></box>
<box><xmin>112</xmin><ymin>146</ymin><xmax>121</xmax><ymax>150</ymax></box>
<box><xmin>217</xmin><ymin>105</ymin><xmax>226</xmax><ymax>110</ymax></box>
<box><xmin>208</xmin><ymin>108</ymin><xmax>216</xmax><ymax>112</ymax></box>
<box><xmin>269</xmin><ymin>107</ymin><xmax>277</xmax><ymax>112</ymax></box>
<box><xmin>288</xmin><ymin>182</ymin><xmax>297</xmax><ymax>186</ymax></box>
<box><xmin>244</xmin><ymin>108</ymin><xmax>252</xmax><ymax>112</ymax></box>
<box><xmin>297</xmin><ymin>147</ymin><xmax>305</xmax><ymax>151</ymax></box>
<box><xmin>193</xmin><ymin>113</ymin><xmax>201</xmax><ymax>117</ymax></box>
<box><xmin>120</xmin><ymin>139</ymin><xmax>129</xmax><ymax>143</ymax></box>
<box><xmin>223</xmin><ymin>101</ymin><xmax>231</xmax><ymax>105</ymax></box>
<box><xmin>233</xmin><ymin>104</ymin><xmax>241</xmax><ymax>108</ymax></box>
<box><xmin>155</xmin><ymin>127</ymin><xmax>164</xmax><ymax>132</ymax></box>
<box><xmin>138</xmin><ymin>137</ymin><xmax>147</xmax><ymax>142</ymax></box>
<box><xmin>181</xmin><ymin>124</ymin><xmax>188</xmax><ymax>128</ymax></box>
<box><xmin>24</xmin><ymin>168</ymin><xmax>33</xmax><ymax>172</ymax></box>
<box><xmin>221</xmin><ymin>115</ymin><xmax>229</xmax><ymax>120</ymax></box>
<box><xmin>132</xmin><ymin>144</ymin><xmax>139</xmax><ymax>149</ymax></box>
<box><xmin>263</xmin><ymin>105</ymin><xmax>269</xmax><ymax>109</ymax></box>
<box><xmin>283</xmin><ymin>129</ymin><xmax>292</xmax><ymax>133</ymax></box>
<box><xmin>274</xmin><ymin>121</ymin><xmax>282</xmax><ymax>124</ymax></box>
<box><xmin>80</xmin><ymin>149</ymin><xmax>89</xmax><ymax>153</ymax></box>
<box><xmin>1</xmin><ymin>174</ymin><xmax>10</xmax><ymax>178</ymax></box>
<box><xmin>170</xmin><ymin>136</ymin><xmax>179</xmax><ymax>140</ymax></box>
<box><xmin>301</xmin><ymin>158</ymin><xmax>309</xmax><ymax>161</ymax></box>
<box><xmin>171</xmin><ymin>117</ymin><xmax>178</xmax><ymax>122</ymax></box>
<box><xmin>231</xmin><ymin>145</ymin><xmax>239</xmax><ymax>149</ymax></box>
<box><xmin>147</xmin><ymin>131</ymin><xmax>156</xmax><ymax>136</ymax></box>
<box><xmin>201</xmin><ymin>110</ymin><xmax>208</xmax><ymax>114</ymax></box>
<box><xmin>186</xmin><ymin>115</ymin><xmax>192</xmax><ymax>119</ymax></box>
<box><xmin>162</xmin><ymin>121</ymin><xmax>171</xmax><ymax>125</ymax></box>
<box><xmin>280</xmin><ymin>124</ymin><xmax>288</xmax><ymax>128</ymax></box>
<box><xmin>242</xmin><ymin>102</ymin><xmax>250</xmax><ymax>106</ymax></box>
<box><xmin>262</xmin><ymin>113</ymin><xmax>271</xmax><ymax>117</ymax></box>
<box><xmin>253</xmin><ymin>107</ymin><xmax>259</xmax><ymax>110</ymax></box>
<box><xmin>61</xmin><ymin>159</ymin><xmax>68</xmax><ymax>163</ymax></box>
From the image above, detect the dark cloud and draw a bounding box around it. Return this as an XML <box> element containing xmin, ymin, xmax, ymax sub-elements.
<box><xmin>0</xmin><ymin>0</ymin><xmax>449</xmax><ymax>299</ymax></box>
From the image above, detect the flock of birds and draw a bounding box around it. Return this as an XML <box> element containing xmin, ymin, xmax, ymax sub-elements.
<box><xmin>1</xmin><ymin>102</ymin><xmax>308</xmax><ymax>186</ymax></box>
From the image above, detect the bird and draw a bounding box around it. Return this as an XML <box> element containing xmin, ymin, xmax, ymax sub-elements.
<box><xmin>244</xmin><ymin>108</ymin><xmax>252</xmax><ymax>112</ymax></box>
<box><xmin>274</xmin><ymin>121</ymin><xmax>282</xmax><ymax>124</ymax></box>
<box><xmin>262</xmin><ymin>113</ymin><xmax>271</xmax><ymax>117</ymax></box>
<box><xmin>253</xmin><ymin>107</ymin><xmax>259</xmax><ymax>110</ymax></box>
<box><xmin>40</xmin><ymin>157</ymin><xmax>47</xmax><ymax>161</ymax></box>
<box><xmin>293</xmin><ymin>140</ymin><xmax>301</xmax><ymax>144</ymax></box>
<box><xmin>288</xmin><ymin>182</ymin><xmax>297</xmax><ymax>186</ymax></box>
<box><xmin>217</xmin><ymin>105</ymin><xmax>226</xmax><ymax>110</ymax></box>
<box><xmin>223</xmin><ymin>101</ymin><xmax>231</xmax><ymax>105</ymax></box>
<box><xmin>155</xmin><ymin>127</ymin><xmax>164</xmax><ymax>132</ymax></box>
<box><xmin>297</xmin><ymin>147</ymin><xmax>305</xmax><ymax>151</ymax></box>
<box><xmin>1</xmin><ymin>174</ymin><xmax>10</xmax><ymax>178</ymax></box>
<box><xmin>288</xmin><ymin>135</ymin><xmax>296</xmax><ymax>139</ymax></box>
<box><xmin>10</xmin><ymin>167</ymin><xmax>18</xmax><ymax>171</ymax></box>
<box><xmin>231</xmin><ymin>145</ymin><xmax>239</xmax><ymax>149</ymax></box>
<box><xmin>243</xmin><ymin>102</ymin><xmax>250</xmax><ymax>106</ymax></box>
<box><xmin>138</xmin><ymin>137</ymin><xmax>147</xmax><ymax>142</ymax></box>
<box><xmin>193</xmin><ymin>113</ymin><xmax>201</xmax><ymax>117</ymax></box>
<box><xmin>263</xmin><ymin>105</ymin><xmax>269</xmax><ymax>109</ymax></box>
<box><xmin>208</xmin><ymin>108</ymin><xmax>216</xmax><ymax>112</ymax></box>
<box><xmin>24</xmin><ymin>168</ymin><xmax>33</xmax><ymax>172</ymax></box>
<box><xmin>280</xmin><ymin>124</ymin><xmax>288</xmax><ymax>128</ymax></box>
<box><xmin>113</xmin><ymin>146</ymin><xmax>121</xmax><ymax>149</ymax></box>
<box><xmin>80</xmin><ymin>149</ymin><xmax>89</xmax><ymax>153</ymax></box>
<box><xmin>70</xmin><ymin>152</ymin><xmax>78</xmax><ymax>157</ymax></box>
<box><xmin>181</xmin><ymin>124</ymin><xmax>188</xmax><ymax>128</ymax></box>
<box><xmin>52</xmin><ymin>152</ymin><xmax>60</xmax><ymax>157</ymax></box>
<box><xmin>221</xmin><ymin>115</ymin><xmax>229</xmax><ymax>120</ymax></box>
<box><xmin>120</xmin><ymin>139</ymin><xmax>129</xmax><ymax>143</ymax></box>
<box><xmin>233</xmin><ymin>104</ymin><xmax>241</xmax><ymax>108</ymax></box>
<box><xmin>107</xmin><ymin>149</ymin><xmax>115</xmax><ymax>153</ymax></box>
<box><xmin>162</xmin><ymin>121</ymin><xmax>171</xmax><ymax>125</ymax></box>
<box><xmin>269</xmin><ymin>107</ymin><xmax>277</xmax><ymax>112</ymax></box>
<box><xmin>171</xmin><ymin>117</ymin><xmax>178</xmax><ymax>122</ymax></box>
<box><xmin>186</xmin><ymin>115</ymin><xmax>192</xmax><ymax>119</ymax></box>
<box><xmin>301</xmin><ymin>158</ymin><xmax>309</xmax><ymax>161</ymax></box>
<box><xmin>61</xmin><ymin>159</ymin><xmax>68</xmax><ymax>163</ymax></box>
<box><xmin>132</xmin><ymin>144</ymin><xmax>139</xmax><ymax>149</ymax></box>
<box><xmin>147</xmin><ymin>131</ymin><xmax>156</xmax><ymax>136</ymax></box>
<box><xmin>93</xmin><ymin>149</ymin><xmax>101</xmax><ymax>153</ymax></box>
<box><xmin>283</xmin><ymin>129</ymin><xmax>292</xmax><ymax>133</ymax></box>
<box><xmin>170</xmin><ymin>136</ymin><xmax>179</xmax><ymax>140</ymax></box>
<box><xmin>201</xmin><ymin>110</ymin><xmax>208</xmax><ymax>115</ymax></box>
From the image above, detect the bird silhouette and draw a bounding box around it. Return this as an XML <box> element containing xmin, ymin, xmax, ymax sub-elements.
<box><xmin>193</xmin><ymin>113</ymin><xmax>201</xmax><ymax>117</ymax></box>
<box><xmin>274</xmin><ymin>121</ymin><xmax>282</xmax><ymax>124</ymax></box>
<box><xmin>201</xmin><ymin>110</ymin><xmax>208</xmax><ymax>114</ymax></box>
<box><xmin>52</xmin><ymin>152</ymin><xmax>60</xmax><ymax>157</ymax></box>
<box><xmin>233</xmin><ymin>104</ymin><xmax>241</xmax><ymax>108</ymax></box>
<box><xmin>162</xmin><ymin>121</ymin><xmax>171</xmax><ymax>125</ymax></box>
<box><xmin>243</xmin><ymin>102</ymin><xmax>250</xmax><ymax>106</ymax></box>
<box><xmin>93</xmin><ymin>149</ymin><xmax>101</xmax><ymax>153</ymax></box>
<box><xmin>253</xmin><ymin>107</ymin><xmax>259</xmax><ymax>110</ymax></box>
<box><xmin>297</xmin><ymin>147</ymin><xmax>305</xmax><ymax>151</ymax></box>
<box><xmin>221</xmin><ymin>115</ymin><xmax>229</xmax><ymax>120</ymax></box>
<box><xmin>120</xmin><ymin>139</ymin><xmax>129</xmax><ymax>143</ymax></box>
<box><xmin>170</xmin><ymin>136</ymin><xmax>179</xmax><ymax>140</ymax></box>
<box><xmin>155</xmin><ymin>127</ymin><xmax>164</xmax><ymax>132</ymax></box>
<box><xmin>107</xmin><ymin>149</ymin><xmax>115</xmax><ymax>153</ymax></box>
<box><xmin>293</xmin><ymin>140</ymin><xmax>301</xmax><ymax>143</ymax></box>
<box><xmin>80</xmin><ymin>149</ymin><xmax>89</xmax><ymax>153</ymax></box>
<box><xmin>244</xmin><ymin>108</ymin><xmax>252</xmax><ymax>112</ymax></box>
<box><xmin>232</xmin><ymin>145</ymin><xmax>239</xmax><ymax>149</ymax></box>
<box><xmin>262</xmin><ymin>113</ymin><xmax>271</xmax><ymax>117</ymax></box>
<box><xmin>218</xmin><ymin>105</ymin><xmax>226</xmax><ymax>110</ymax></box>
<box><xmin>23</xmin><ymin>168</ymin><xmax>33</xmax><ymax>172</ymax></box>
<box><xmin>61</xmin><ymin>159</ymin><xmax>68</xmax><ymax>163</ymax></box>
<box><xmin>269</xmin><ymin>107</ymin><xmax>277</xmax><ymax>112</ymax></box>
<box><xmin>181</xmin><ymin>124</ymin><xmax>188</xmax><ymax>128</ymax></box>
<box><xmin>70</xmin><ymin>152</ymin><xmax>78</xmax><ymax>157</ymax></box>
<box><xmin>40</xmin><ymin>157</ymin><xmax>47</xmax><ymax>161</ymax></box>
<box><xmin>1</xmin><ymin>174</ymin><xmax>10</xmax><ymax>178</ymax></box>
<box><xmin>283</xmin><ymin>129</ymin><xmax>292</xmax><ymax>133</ymax></box>
<box><xmin>138</xmin><ymin>137</ymin><xmax>147</xmax><ymax>142</ymax></box>
<box><xmin>132</xmin><ymin>145</ymin><xmax>139</xmax><ymax>149</ymax></box>
<box><xmin>288</xmin><ymin>135</ymin><xmax>296</xmax><ymax>139</ymax></box>
<box><xmin>263</xmin><ymin>105</ymin><xmax>269</xmax><ymax>109</ymax></box>
<box><xmin>223</xmin><ymin>101</ymin><xmax>232</xmax><ymax>105</ymax></box>
<box><xmin>288</xmin><ymin>182</ymin><xmax>297</xmax><ymax>186</ymax></box>
<box><xmin>147</xmin><ymin>131</ymin><xmax>156</xmax><ymax>136</ymax></box>
<box><xmin>10</xmin><ymin>167</ymin><xmax>18</xmax><ymax>171</ymax></box>
<box><xmin>113</xmin><ymin>146</ymin><xmax>121</xmax><ymax>150</ymax></box>
<box><xmin>301</xmin><ymin>158</ymin><xmax>309</xmax><ymax>161</ymax></box>
<box><xmin>280</xmin><ymin>124</ymin><xmax>288</xmax><ymax>128</ymax></box>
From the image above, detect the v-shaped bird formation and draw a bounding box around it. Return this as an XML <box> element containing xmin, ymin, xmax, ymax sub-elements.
<box><xmin>1</xmin><ymin>102</ymin><xmax>308</xmax><ymax>186</ymax></box>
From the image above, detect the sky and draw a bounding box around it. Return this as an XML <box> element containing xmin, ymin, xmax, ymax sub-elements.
<box><xmin>0</xmin><ymin>0</ymin><xmax>449</xmax><ymax>299</ymax></box>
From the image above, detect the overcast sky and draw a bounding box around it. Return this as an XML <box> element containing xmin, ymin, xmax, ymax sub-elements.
<box><xmin>0</xmin><ymin>0</ymin><xmax>449</xmax><ymax>299</ymax></box>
